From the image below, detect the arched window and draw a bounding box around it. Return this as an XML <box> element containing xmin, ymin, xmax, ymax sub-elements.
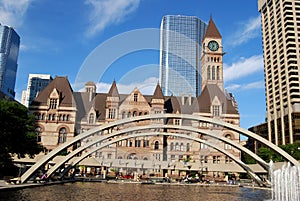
<box><xmin>170</xmin><ymin>142</ymin><xmax>174</xmax><ymax>151</ymax></box>
<box><xmin>122</xmin><ymin>111</ymin><xmax>126</xmax><ymax>119</ymax></box>
<box><xmin>127</xmin><ymin>112</ymin><xmax>131</xmax><ymax>118</ymax></box>
<box><xmin>58</xmin><ymin>127</ymin><xmax>67</xmax><ymax>144</ymax></box>
<box><xmin>175</xmin><ymin>143</ymin><xmax>179</xmax><ymax>151</ymax></box>
<box><xmin>35</xmin><ymin>126</ymin><xmax>42</xmax><ymax>142</ymax></box>
<box><xmin>186</xmin><ymin>143</ymin><xmax>190</xmax><ymax>152</ymax></box>
<box><xmin>224</xmin><ymin>134</ymin><xmax>232</xmax><ymax>149</ymax></box>
<box><xmin>180</xmin><ymin>143</ymin><xmax>184</xmax><ymax>151</ymax></box>
<box><xmin>207</xmin><ymin>66</ymin><xmax>211</xmax><ymax>80</ymax></box>
<box><xmin>154</xmin><ymin>141</ymin><xmax>159</xmax><ymax>150</ymax></box>
<box><xmin>217</xmin><ymin>66</ymin><xmax>220</xmax><ymax>80</ymax></box>
<box><xmin>212</xmin><ymin>66</ymin><xmax>215</xmax><ymax>80</ymax></box>
<box><xmin>133</xmin><ymin>111</ymin><xmax>137</xmax><ymax>117</ymax></box>
<box><xmin>88</xmin><ymin>113</ymin><xmax>94</xmax><ymax>124</ymax></box>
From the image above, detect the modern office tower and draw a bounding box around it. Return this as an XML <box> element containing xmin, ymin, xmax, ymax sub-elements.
<box><xmin>159</xmin><ymin>15</ymin><xmax>207</xmax><ymax>97</ymax></box>
<box><xmin>21</xmin><ymin>74</ymin><xmax>53</xmax><ymax>107</ymax></box>
<box><xmin>258</xmin><ymin>0</ymin><xmax>300</xmax><ymax>145</ymax></box>
<box><xmin>0</xmin><ymin>24</ymin><xmax>20</xmax><ymax>99</ymax></box>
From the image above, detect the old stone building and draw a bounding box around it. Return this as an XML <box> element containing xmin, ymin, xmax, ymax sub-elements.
<box><xmin>29</xmin><ymin>17</ymin><xmax>240</xmax><ymax>178</ymax></box>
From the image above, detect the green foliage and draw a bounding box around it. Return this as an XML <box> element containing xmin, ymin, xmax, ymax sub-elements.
<box><xmin>256</xmin><ymin>141</ymin><xmax>300</xmax><ymax>163</ymax></box>
<box><xmin>0</xmin><ymin>99</ymin><xmax>43</xmax><ymax>176</ymax></box>
<box><xmin>241</xmin><ymin>153</ymin><xmax>257</xmax><ymax>164</ymax></box>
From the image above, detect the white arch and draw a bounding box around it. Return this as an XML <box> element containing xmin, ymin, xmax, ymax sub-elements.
<box><xmin>49</xmin><ymin>132</ymin><xmax>264</xmax><ymax>185</ymax></box>
<box><xmin>47</xmin><ymin>124</ymin><xmax>269</xmax><ymax>178</ymax></box>
<box><xmin>20</xmin><ymin>114</ymin><xmax>299</xmax><ymax>183</ymax></box>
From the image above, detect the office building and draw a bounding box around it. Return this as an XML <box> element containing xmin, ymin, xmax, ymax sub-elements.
<box><xmin>21</xmin><ymin>74</ymin><xmax>53</xmax><ymax>107</ymax></box>
<box><xmin>0</xmin><ymin>24</ymin><xmax>20</xmax><ymax>99</ymax></box>
<box><xmin>257</xmin><ymin>0</ymin><xmax>300</xmax><ymax>145</ymax></box>
<box><xmin>159</xmin><ymin>15</ymin><xmax>207</xmax><ymax>97</ymax></box>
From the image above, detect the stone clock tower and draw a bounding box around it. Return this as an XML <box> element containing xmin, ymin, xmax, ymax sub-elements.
<box><xmin>201</xmin><ymin>17</ymin><xmax>224</xmax><ymax>92</ymax></box>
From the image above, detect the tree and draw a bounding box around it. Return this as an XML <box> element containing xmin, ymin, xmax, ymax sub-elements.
<box><xmin>0</xmin><ymin>99</ymin><xmax>43</xmax><ymax>177</ymax></box>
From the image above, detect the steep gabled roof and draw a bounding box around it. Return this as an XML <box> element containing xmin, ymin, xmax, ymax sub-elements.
<box><xmin>194</xmin><ymin>84</ymin><xmax>238</xmax><ymax>114</ymax></box>
<box><xmin>30</xmin><ymin>76</ymin><xmax>75</xmax><ymax>107</ymax></box>
<box><xmin>108</xmin><ymin>80</ymin><xmax>119</xmax><ymax>97</ymax></box>
<box><xmin>152</xmin><ymin>83</ymin><xmax>164</xmax><ymax>99</ymax></box>
<box><xmin>203</xmin><ymin>16</ymin><xmax>222</xmax><ymax>39</ymax></box>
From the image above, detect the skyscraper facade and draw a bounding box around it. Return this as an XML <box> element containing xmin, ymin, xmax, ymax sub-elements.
<box><xmin>21</xmin><ymin>74</ymin><xmax>53</xmax><ymax>107</ymax></box>
<box><xmin>258</xmin><ymin>0</ymin><xmax>300</xmax><ymax>145</ymax></box>
<box><xmin>0</xmin><ymin>24</ymin><xmax>20</xmax><ymax>99</ymax></box>
<box><xmin>159</xmin><ymin>15</ymin><xmax>207</xmax><ymax>97</ymax></box>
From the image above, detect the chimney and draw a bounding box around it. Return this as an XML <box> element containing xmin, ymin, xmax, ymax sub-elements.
<box><xmin>181</xmin><ymin>94</ymin><xmax>185</xmax><ymax>105</ymax></box>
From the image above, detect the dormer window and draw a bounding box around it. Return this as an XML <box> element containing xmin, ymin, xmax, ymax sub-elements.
<box><xmin>50</xmin><ymin>98</ymin><xmax>58</xmax><ymax>109</ymax></box>
<box><xmin>49</xmin><ymin>88</ymin><xmax>60</xmax><ymax>109</ymax></box>
<box><xmin>134</xmin><ymin>93</ymin><xmax>138</xmax><ymax>102</ymax></box>
<box><xmin>88</xmin><ymin>113</ymin><xmax>95</xmax><ymax>124</ymax></box>
<box><xmin>212</xmin><ymin>105</ymin><xmax>220</xmax><ymax>117</ymax></box>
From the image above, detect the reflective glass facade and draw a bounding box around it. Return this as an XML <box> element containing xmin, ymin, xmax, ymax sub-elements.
<box><xmin>0</xmin><ymin>25</ymin><xmax>20</xmax><ymax>99</ymax></box>
<box><xmin>159</xmin><ymin>15</ymin><xmax>207</xmax><ymax>97</ymax></box>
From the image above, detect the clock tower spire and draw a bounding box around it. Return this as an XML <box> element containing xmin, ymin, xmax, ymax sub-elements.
<box><xmin>201</xmin><ymin>17</ymin><xmax>224</xmax><ymax>92</ymax></box>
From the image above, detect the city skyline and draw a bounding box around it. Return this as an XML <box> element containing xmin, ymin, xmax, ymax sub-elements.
<box><xmin>0</xmin><ymin>0</ymin><xmax>264</xmax><ymax>130</ymax></box>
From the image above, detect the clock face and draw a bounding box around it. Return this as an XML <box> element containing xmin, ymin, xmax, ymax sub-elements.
<box><xmin>208</xmin><ymin>40</ymin><xmax>219</xmax><ymax>51</ymax></box>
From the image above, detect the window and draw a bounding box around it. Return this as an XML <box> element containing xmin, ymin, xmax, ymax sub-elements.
<box><xmin>143</xmin><ymin>140</ymin><xmax>149</xmax><ymax>147</ymax></box>
<box><xmin>207</xmin><ymin>66</ymin><xmax>211</xmax><ymax>80</ymax></box>
<box><xmin>135</xmin><ymin>139</ymin><xmax>141</xmax><ymax>147</ymax></box>
<box><xmin>35</xmin><ymin>126</ymin><xmax>42</xmax><ymax>142</ymax></box>
<box><xmin>154</xmin><ymin>141</ymin><xmax>159</xmax><ymax>150</ymax></box>
<box><xmin>224</xmin><ymin>134</ymin><xmax>232</xmax><ymax>149</ymax></box>
<box><xmin>122</xmin><ymin>111</ymin><xmax>126</xmax><ymax>119</ymax></box>
<box><xmin>58</xmin><ymin>127</ymin><xmax>67</xmax><ymax>144</ymax></box>
<box><xmin>175</xmin><ymin>143</ymin><xmax>179</xmax><ymax>151</ymax></box>
<box><xmin>49</xmin><ymin>98</ymin><xmax>58</xmax><ymax>109</ymax></box>
<box><xmin>186</xmin><ymin>143</ymin><xmax>190</xmax><ymax>152</ymax></box>
<box><xmin>170</xmin><ymin>142</ymin><xmax>174</xmax><ymax>151</ymax></box>
<box><xmin>108</xmin><ymin>108</ymin><xmax>116</xmax><ymax>119</ymax></box>
<box><xmin>174</xmin><ymin>119</ymin><xmax>181</xmax><ymax>125</ymax></box>
<box><xmin>134</xmin><ymin>93</ymin><xmax>138</xmax><ymax>102</ymax></box>
<box><xmin>88</xmin><ymin>113</ymin><xmax>94</xmax><ymax>124</ymax></box>
<box><xmin>180</xmin><ymin>143</ymin><xmax>184</xmax><ymax>151</ymax></box>
<box><xmin>212</xmin><ymin>105</ymin><xmax>220</xmax><ymax>117</ymax></box>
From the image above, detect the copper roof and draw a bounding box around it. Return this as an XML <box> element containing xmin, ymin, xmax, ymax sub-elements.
<box><xmin>203</xmin><ymin>16</ymin><xmax>222</xmax><ymax>39</ymax></box>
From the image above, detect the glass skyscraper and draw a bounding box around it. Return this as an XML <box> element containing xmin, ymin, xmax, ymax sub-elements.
<box><xmin>0</xmin><ymin>24</ymin><xmax>20</xmax><ymax>99</ymax></box>
<box><xmin>159</xmin><ymin>15</ymin><xmax>207</xmax><ymax>97</ymax></box>
<box><xmin>21</xmin><ymin>74</ymin><xmax>53</xmax><ymax>107</ymax></box>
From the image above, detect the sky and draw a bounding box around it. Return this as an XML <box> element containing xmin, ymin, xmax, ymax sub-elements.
<box><xmin>0</xmin><ymin>0</ymin><xmax>266</xmax><ymax>131</ymax></box>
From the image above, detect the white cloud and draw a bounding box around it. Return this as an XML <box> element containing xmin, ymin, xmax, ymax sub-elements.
<box><xmin>226</xmin><ymin>80</ymin><xmax>265</xmax><ymax>91</ymax></box>
<box><xmin>85</xmin><ymin>0</ymin><xmax>140</xmax><ymax>37</ymax></box>
<box><xmin>79</xmin><ymin>77</ymin><xmax>158</xmax><ymax>95</ymax></box>
<box><xmin>0</xmin><ymin>0</ymin><xmax>33</xmax><ymax>28</ymax></box>
<box><xmin>224</xmin><ymin>54</ymin><xmax>263</xmax><ymax>82</ymax></box>
<box><xmin>229</xmin><ymin>15</ymin><xmax>261</xmax><ymax>46</ymax></box>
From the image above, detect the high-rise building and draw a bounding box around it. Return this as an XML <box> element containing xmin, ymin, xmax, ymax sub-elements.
<box><xmin>0</xmin><ymin>24</ymin><xmax>20</xmax><ymax>99</ymax></box>
<box><xmin>258</xmin><ymin>0</ymin><xmax>300</xmax><ymax>145</ymax></box>
<box><xmin>21</xmin><ymin>74</ymin><xmax>53</xmax><ymax>107</ymax></box>
<box><xmin>159</xmin><ymin>15</ymin><xmax>207</xmax><ymax>97</ymax></box>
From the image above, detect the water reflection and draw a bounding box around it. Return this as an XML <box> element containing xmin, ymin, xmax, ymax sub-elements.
<box><xmin>0</xmin><ymin>182</ymin><xmax>271</xmax><ymax>201</ymax></box>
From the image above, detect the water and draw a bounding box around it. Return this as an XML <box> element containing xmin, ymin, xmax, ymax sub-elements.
<box><xmin>0</xmin><ymin>182</ymin><xmax>271</xmax><ymax>201</ymax></box>
<box><xmin>270</xmin><ymin>161</ymin><xmax>300</xmax><ymax>201</ymax></box>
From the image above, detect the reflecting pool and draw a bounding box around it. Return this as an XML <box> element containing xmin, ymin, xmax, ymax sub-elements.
<box><xmin>0</xmin><ymin>182</ymin><xmax>271</xmax><ymax>201</ymax></box>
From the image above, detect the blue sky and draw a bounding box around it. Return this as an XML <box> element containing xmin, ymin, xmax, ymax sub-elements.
<box><xmin>0</xmin><ymin>0</ymin><xmax>265</xmax><ymax>130</ymax></box>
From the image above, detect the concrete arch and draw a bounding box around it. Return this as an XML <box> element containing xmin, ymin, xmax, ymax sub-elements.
<box><xmin>20</xmin><ymin>113</ymin><xmax>299</xmax><ymax>183</ymax></box>
<box><xmin>21</xmin><ymin>123</ymin><xmax>267</xmax><ymax>183</ymax></box>
<box><xmin>49</xmin><ymin>132</ymin><xmax>264</xmax><ymax>185</ymax></box>
<box><xmin>45</xmin><ymin>124</ymin><xmax>268</xmax><ymax>176</ymax></box>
